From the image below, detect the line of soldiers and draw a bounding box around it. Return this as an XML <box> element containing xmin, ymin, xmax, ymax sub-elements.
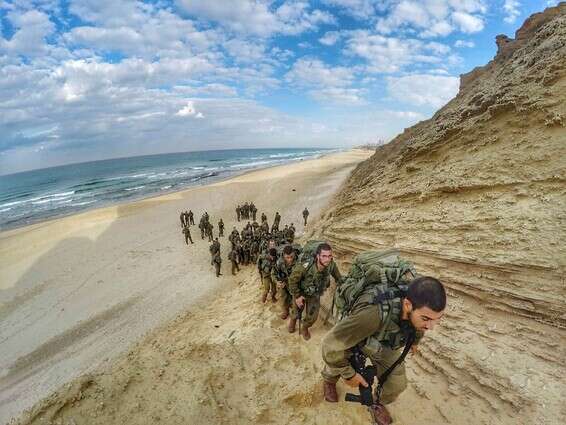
<box><xmin>236</xmin><ymin>202</ymin><xmax>257</xmax><ymax>221</ymax></box>
<box><xmin>181</xmin><ymin>205</ymin><xmax>447</xmax><ymax>425</ymax></box>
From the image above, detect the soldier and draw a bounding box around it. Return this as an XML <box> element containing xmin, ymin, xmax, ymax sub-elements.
<box><xmin>271</xmin><ymin>245</ymin><xmax>297</xmax><ymax>323</ymax></box>
<box><xmin>258</xmin><ymin>247</ymin><xmax>277</xmax><ymax>303</ymax></box>
<box><xmin>261</xmin><ymin>212</ymin><xmax>267</xmax><ymax>223</ymax></box>
<box><xmin>273</xmin><ymin>211</ymin><xmax>281</xmax><ymax>230</ymax></box>
<box><xmin>302</xmin><ymin>207</ymin><xmax>309</xmax><ymax>226</ymax></box>
<box><xmin>236</xmin><ymin>205</ymin><xmax>241</xmax><ymax>222</ymax></box>
<box><xmin>212</xmin><ymin>250</ymin><xmax>222</xmax><ymax>277</ymax></box>
<box><xmin>321</xmin><ymin>277</ymin><xmax>446</xmax><ymax>425</ymax></box>
<box><xmin>180</xmin><ymin>211</ymin><xmax>186</xmax><ymax>228</ymax></box>
<box><xmin>228</xmin><ymin>247</ymin><xmax>240</xmax><ymax>275</ymax></box>
<box><xmin>251</xmin><ymin>202</ymin><xmax>257</xmax><ymax>221</ymax></box>
<box><xmin>207</xmin><ymin>222</ymin><xmax>214</xmax><ymax>242</ymax></box>
<box><xmin>229</xmin><ymin>227</ymin><xmax>240</xmax><ymax>249</ymax></box>
<box><xmin>198</xmin><ymin>217</ymin><xmax>206</xmax><ymax>239</ymax></box>
<box><xmin>218</xmin><ymin>219</ymin><xmax>225</xmax><ymax>237</ymax></box>
<box><xmin>182</xmin><ymin>225</ymin><xmax>193</xmax><ymax>245</ymax></box>
<box><xmin>288</xmin><ymin>242</ymin><xmax>342</xmax><ymax>340</ymax></box>
<box><xmin>289</xmin><ymin>223</ymin><xmax>296</xmax><ymax>243</ymax></box>
<box><xmin>188</xmin><ymin>210</ymin><xmax>194</xmax><ymax>225</ymax></box>
<box><xmin>210</xmin><ymin>238</ymin><xmax>221</xmax><ymax>265</ymax></box>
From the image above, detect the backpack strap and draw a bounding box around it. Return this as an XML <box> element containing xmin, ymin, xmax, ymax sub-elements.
<box><xmin>376</xmin><ymin>328</ymin><xmax>416</xmax><ymax>400</ymax></box>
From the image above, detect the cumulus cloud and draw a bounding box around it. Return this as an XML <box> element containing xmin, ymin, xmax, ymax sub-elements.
<box><xmin>0</xmin><ymin>9</ymin><xmax>55</xmax><ymax>57</ymax></box>
<box><xmin>176</xmin><ymin>0</ymin><xmax>335</xmax><ymax>36</ymax></box>
<box><xmin>176</xmin><ymin>101</ymin><xmax>204</xmax><ymax>118</ymax></box>
<box><xmin>454</xmin><ymin>39</ymin><xmax>475</xmax><ymax>48</ymax></box>
<box><xmin>503</xmin><ymin>0</ymin><xmax>521</xmax><ymax>24</ymax></box>
<box><xmin>386</xmin><ymin>74</ymin><xmax>459</xmax><ymax>108</ymax></box>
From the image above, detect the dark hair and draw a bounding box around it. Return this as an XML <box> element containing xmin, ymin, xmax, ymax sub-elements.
<box><xmin>407</xmin><ymin>276</ymin><xmax>446</xmax><ymax>312</ymax></box>
<box><xmin>268</xmin><ymin>248</ymin><xmax>278</xmax><ymax>257</ymax></box>
<box><xmin>283</xmin><ymin>245</ymin><xmax>295</xmax><ymax>255</ymax></box>
<box><xmin>316</xmin><ymin>242</ymin><xmax>332</xmax><ymax>256</ymax></box>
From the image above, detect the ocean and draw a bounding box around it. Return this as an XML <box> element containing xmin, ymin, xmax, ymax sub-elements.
<box><xmin>0</xmin><ymin>148</ymin><xmax>340</xmax><ymax>231</ymax></box>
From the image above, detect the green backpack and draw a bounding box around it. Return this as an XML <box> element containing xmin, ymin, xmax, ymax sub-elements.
<box><xmin>298</xmin><ymin>240</ymin><xmax>326</xmax><ymax>264</ymax></box>
<box><xmin>334</xmin><ymin>249</ymin><xmax>417</xmax><ymax>319</ymax></box>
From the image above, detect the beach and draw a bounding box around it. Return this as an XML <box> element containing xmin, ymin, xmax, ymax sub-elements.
<box><xmin>0</xmin><ymin>149</ymin><xmax>372</xmax><ymax>424</ymax></box>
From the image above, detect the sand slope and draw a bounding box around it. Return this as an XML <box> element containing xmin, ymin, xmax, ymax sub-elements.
<box><xmin>0</xmin><ymin>150</ymin><xmax>371</xmax><ymax>424</ymax></box>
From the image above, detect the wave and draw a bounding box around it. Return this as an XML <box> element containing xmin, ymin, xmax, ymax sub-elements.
<box><xmin>124</xmin><ymin>186</ymin><xmax>145</xmax><ymax>191</ymax></box>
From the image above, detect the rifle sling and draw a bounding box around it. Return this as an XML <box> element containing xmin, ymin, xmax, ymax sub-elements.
<box><xmin>377</xmin><ymin>330</ymin><xmax>415</xmax><ymax>389</ymax></box>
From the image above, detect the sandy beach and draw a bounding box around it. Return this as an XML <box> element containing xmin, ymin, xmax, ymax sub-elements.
<box><xmin>0</xmin><ymin>149</ymin><xmax>372</xmax><ymax>424</ymax></box>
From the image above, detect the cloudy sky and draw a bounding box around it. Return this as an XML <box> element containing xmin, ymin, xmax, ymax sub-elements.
<box><xmin>0</xmin><ymin>0</ymin><xmax>558</xmax><ymax>174</ymax></box>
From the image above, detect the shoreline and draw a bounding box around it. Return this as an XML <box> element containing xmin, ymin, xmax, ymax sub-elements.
<box><xmin>0</xmin><ymin>149</ymin><xmax>371</xmax><ymax>424</ymax></box>
<box><xmin>0</xmin><ymin>148</ymin><xmax>350</xmax><ymax>238</ymax></box>
<box><xmin>0</xmin><ymin>149</ymin><xmax>352</xmax><ymax>237</ymax></box>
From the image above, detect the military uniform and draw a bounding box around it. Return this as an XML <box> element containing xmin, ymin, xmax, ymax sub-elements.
<box><xmin>302</xmin><ymin>208</ymin><xmax>309</xmax><ymax>226</ymax></box>
<box><xmin>321</xmin><ymin>288</ymin><xmax>423</xmax><ymax>404</ymax></box>
<box><xmin>271</xmin><ymin>256</ymin><xmax>296</xmax><ymax>319</ymax></box>
<box><xmin>218</xmin><ymin>220</ymin><xmax>224</xmax><ymax>237</ymax></box>
<box><xmin>288</xmin><ymin>258</ymin><xmax>342</xmax><ymax>331</ymax></box>
<box><xmin>188</xmin><ymin>210</ymin><xmax>194</xmax><ymax>225</ymax></box>
<box><xmin>212</xmin><ymin>251</ymin><xmax>222</xmax><ymax>277</ymax></box>
<box><xmin>182</xmin><ymin>226</ymin><xmax>193</xmax><ymax>244</ymax></box>
<box><xmin>228</xmin><ymin>249</ymin><xmax>240</xmax><ymax>275</ymax></box>
<box><xmin>258</xmin><ymin>252</ymin><xmax>277</xmax><ymax>302</ymax></box>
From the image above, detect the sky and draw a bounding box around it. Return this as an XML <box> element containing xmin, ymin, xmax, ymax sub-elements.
<box><xmin>0</xmin><ymin>0</ymin><xmax>560</xmax><ymax>175</ymax></box>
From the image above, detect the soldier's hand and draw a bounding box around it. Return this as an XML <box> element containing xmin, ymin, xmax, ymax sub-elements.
<box><xmin>295</xmin><ymin>296</ymin><xmax>305</xmax><ymax>308</ymax></box>
<box><xmin>344</xmin><ymin>373</ymin><xmax>368</xmax><ymax>388</ymax></box>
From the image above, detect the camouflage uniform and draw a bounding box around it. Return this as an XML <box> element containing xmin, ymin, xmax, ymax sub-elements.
<box><xmin>212</xmin><ymin>251</ymin><xmax>222</xmax><ymax>277</ymax></box>
<box><xmin>228</xmin><ymin>249</ymin><xmax>240</xmax><ymax>275</ymax></box>
<box><xmin>321</xmin><ymin>289</ymin><xmax>423</xmax><ymax>404</ymax></box>
<box><xmin>182</xmin><ymin>226</ymin><xmax>193</xmax><ymax>244</ymax></box>
<box><xmin>302</xmin><ymin>208</ymin><xmax>309</xmax><ymax>226</ymax></box>
<box><xmin>258</xmin><ymin>252</ymin><xmax>277</xmax><ymax>301</ymax></box>
<box><xmin>218</xmin><ymin>219</ymin><xmax>224</xmax><ymax>237</ymax></box>
<box><xmin>271</xmin><ymin>256</ymin><xmax>296</xmax><ymax>318</ymax></box>
<box><xmin>287</xmin><ymin>259</ymin><xmax>342</xmax><ymax>329</ymax></box>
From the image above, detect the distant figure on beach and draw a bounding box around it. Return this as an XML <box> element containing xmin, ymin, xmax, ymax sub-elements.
<box><xmin>302</xmin><ymin>207</ymin><xmax>309</xmax><ymax>226</ymax></box>
<box><xmin>180</xmin><ymin>211</ymin><xmax>186</xmax><ymax>228</ymax></box>
<box><xmin>236</xmin><ymin>205</ymin><xmax>241</xmax><ymax>221</ymax></box>
<box><xmin>218</xmin><ymin>219</ymin><xmax>224</xmax><ymax>237</ymax></box>
<box><xmin>288</xmin><ymin>242</ymin><xmax>342</xmax><ymax>341</ymax></box>
<box><xmin>182</xmin><ymin>225</ymin><xmax>193</xmax><ymax>245</ymax></box>
<box><xmin>212</xmin><ymin>250</ymin><xmax>222</xmax><ymax>277</ymax></box>
<box><xmin>210</xmin><ymin>237</ymin><xmax>221</xmax><ymax>264</ymax></box>
<box><xmin>272</xmin><ymin>212</ymin><xmax>281</xmax><ymax>232</ymax></box>
<box><xmin>250</xmin><ymin>202</ymin><xmax>257</xmax><ymax>221</ymax></box>
<box><xmin>261</xmin><ymin>212</ymin><xmax>267</xmax><ymax>223</ymax></box>
<box><xmin>188</xmin><ymin>210</ymin><xmax>194</xmax><ymax>225</ymax></box>
<box><xmin>207</xmin><ymin>222</ymin><xmax>214</xmax><ymax>242</ymax></box>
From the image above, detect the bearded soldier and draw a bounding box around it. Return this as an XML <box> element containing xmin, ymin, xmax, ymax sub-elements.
<box><xmin>321</xmin><ymin>277</ymin><xmax>446</xmax><ymax>425</ymax></box>
<box><xmin>288</xmin><ymin>242</ymin><xmax>342</xmax><ymax>340</ymax></box>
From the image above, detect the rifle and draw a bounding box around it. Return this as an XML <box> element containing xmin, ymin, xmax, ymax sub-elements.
<box><xmin>297</xmin><ymin>304</ymin><xmax>304</xmax><ymax>337</ymax></box>
<box><xmin>345</xmin><ymin>330</ymin><xmax>416</xmax><ymax>424</ymax></box>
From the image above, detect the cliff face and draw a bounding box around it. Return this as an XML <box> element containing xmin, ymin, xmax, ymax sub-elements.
<box><xmin>312</xmin><ymin>3</ymin><xmax>566</xmax><ymax>423</ymax></box>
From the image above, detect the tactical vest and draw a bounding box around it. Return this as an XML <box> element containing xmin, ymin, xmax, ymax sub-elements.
<box><xmin>299</xmin><ymin>260</ymin><xmax>332</xmax><ymax>297</ymax></box>
<box><xmin>274</xmin><ymin>258</ymin><xmax>295</xmax><ymax>282</ymax></box>
<box><xmin>259</xmin><ymin>255</ymin><xmax>275</xmax><ymax>277</ymax></box>
<box><xmin>359</xmin><ymin>284</ymin><xmax>413</xmax><ymax>357</ymax></box>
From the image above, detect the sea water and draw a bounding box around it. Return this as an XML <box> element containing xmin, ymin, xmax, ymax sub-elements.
<box><xmin>0</xmin><ymin>148</ymin><xmax>340</xmax><ymax>230</ymax></box>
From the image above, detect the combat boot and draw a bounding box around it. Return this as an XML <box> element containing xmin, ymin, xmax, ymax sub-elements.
<box><xmin>368</xmin><ymin>403</ymin><xmax>393</xmax><ymax>425</ymax></box>
<box><xmin>323</xmin><ymin>381</ymin><xmax>338</xmax><ymax>403</ymax></box>
<box><xmin>301</xmin><ymin>326</ymin><xmax>311</xmax><ymax>341</ymax></box>
<box><xmin>288</xmin><ymin>317</ymin><xmax>297</xmax><ymax>333</ymax></box>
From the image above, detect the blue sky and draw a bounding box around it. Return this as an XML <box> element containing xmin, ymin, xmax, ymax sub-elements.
<box><xmin>0</xmin><ymin>0</ymin><xmax>560</xmax><ymax>174</ymax></box>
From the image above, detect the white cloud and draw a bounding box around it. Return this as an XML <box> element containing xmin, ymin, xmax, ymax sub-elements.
<box><xmin>175</xmin><ymin>101</ymin><xmax>204</xmax><ymax>118</ymax></box>
<box><xmin>344</xmin><ymin>31</ymin><xmax>454</xmax><ymax>73</ymax></box>
<box><xmin>309</xmin><ymin>87</ymin><xmax>366</xmax><ymax>105</ymax></box>
<box><xmin>503</xmin><ymin>0</ymin><xmax>521</xmax><ymax>24</ymax></box>
<box><xmin>386</xmin><ymin>74</ymin><xmax>459</xmax><ymax>108</ymax></box>
<box><xmin>0</xmin><ymin>10</ymin><xmax>55</xmax><ymax>57</ymax></box>
<box><xmin>321</xmin><ymin>0</ymin><xmax>378</xmax><ymax>20</ymax></box>
<box><xmin>374</xmin><ymin>0</ymin><xmax>487</xmax><ymax>37</ymax></box>
<box><xmin>176</xmin><ymin>0</ymin><xmax>335</xmax><ymax>37</ymax></box>
<box><xmin>285</xmin><ymin>58</ymin><xmax>355</xmax><ymax>88</ymax></box>
<box><xmin>452</xmin><ymin>11</ymin><xmax>484</xmax><ymax>33</ymax></box>
<box><xmin>454</xmin><ymin>39</ymin><xmax>475</xmax><ymax>48</ymax></box>
<box><xmin>319</xmin><ymin>31</ymin><xmax>341</xmax><ymax>46</ymax></box>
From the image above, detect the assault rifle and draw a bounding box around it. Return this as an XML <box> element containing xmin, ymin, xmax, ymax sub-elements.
<box><xmin>345</xmin><ymin>329</ymin><xmax>416</xmax><ymax>425</ymax></box>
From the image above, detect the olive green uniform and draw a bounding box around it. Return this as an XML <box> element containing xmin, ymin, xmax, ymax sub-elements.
<box><xmin>228</xmin><ymin>249</ymin><xmax>240</xmax><ymax>275</ymax></box>
<box><xmin>271</xmin><ymin>256</ymin><xmax>296</xmax><ymax>317</ymax></box>
<box><xmin>182</xmin><ymin>226</ymin><xmax>193</xmax><ymax>244</ymax></box>
<box><xmin>258</xmin><ymin>253</ymin><xmax>277</xmax><ymax>298</ymax></box>
<box><xmin>288</xmin><ymin>259</ymin><xmax>342</xmax><ymax>328</ymax></box>
<box><xmin>212</xmin><ymin>251</ymin><xmax>222</xmax><ymax>277</ymax></box>
<box><xmin>321</xmin><ymin>289</ymin><xmax>423</xmax><ymax>404</ymax></box>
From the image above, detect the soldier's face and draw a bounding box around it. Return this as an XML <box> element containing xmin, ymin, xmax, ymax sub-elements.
<box><xmin>407</xmin><ymin>303</ymin><xmax>444</xmax><ymax>332</ymax></box>
<box><xmin>283</xmin><ymin>253</ymin><xmax>294</xmax><ymax>265</ymax></box>
<box><xmin>317</xmin><ymin>250</ymin><xmax>333</xmax><ymax>267</ymax></box>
